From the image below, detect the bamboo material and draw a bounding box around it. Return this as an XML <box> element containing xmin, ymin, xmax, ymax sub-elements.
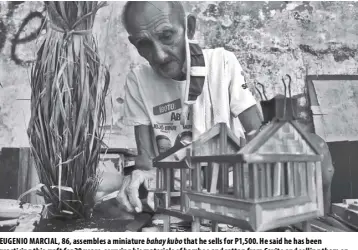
<box><xmin>265</xmin><ymin>163</ymin><xmax>272</xmax><ymax>197</ymax></box>
<box><xmin>27</xmin><ymin>1</ymin><xmax>109</xmax><ymax>219</ymax></box>
<box><xmin>180</xmin><ymin>169</ymin><xmax>186</xmax><ymax>212</ymax></box>
<box><xmin>253</xmin><ymin>164</ymin><xmax>259</xmax><ymax>199</ymax></box>
<box><xmin>287</xmin><ymin>162</ymin><xmax>294</xmax><ymax>197</ymax></box>
<box><xmin>258</xmin><ymin>164</ymin><xmax>265</xmax><ymax>198</ymax></box>
<box><xmin>233</xmin><ymin>163</ymin><xmax>240</xmax><ymax>198</ymax></box>
<box><xmin>273</xmin><ymin>162</ymin><xmax>282</xmax><ymax>197</ymax></box>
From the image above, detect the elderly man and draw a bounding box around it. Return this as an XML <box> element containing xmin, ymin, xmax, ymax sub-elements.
<box><xmin>111</xmin><ymin>1</ymin><xmax>262</xmax><ymax>214</ymax></box>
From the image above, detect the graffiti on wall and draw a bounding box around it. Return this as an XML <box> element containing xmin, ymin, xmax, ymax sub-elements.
<box><xmin>0</xmin><ymin>1</ymin><xmax>47</xmax><ymax>66</ymax></box>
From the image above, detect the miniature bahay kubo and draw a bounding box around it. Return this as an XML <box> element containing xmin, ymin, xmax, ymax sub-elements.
<box><xmin>152</xmin><ymin>86</ymin><xmax>325</xmax><ymax>232</ymax></box>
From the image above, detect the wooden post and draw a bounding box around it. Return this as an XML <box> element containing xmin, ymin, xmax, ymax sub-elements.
<box><xmin>170</xmin><ymin>168</ymin><xmax>175</xmax><ymax>191</ymax></box>
<box><xmin>191</xmin><ymin>166</ymin><xmax>196</xmax><ymax>192</ymax></box>
<box><xmin>156</xmin><ymin>168</ymin><xmax>161</xmax><ymax>190</ymax></box>
<box><xmin>191</xmin><ymin>139</ymin><xmax>202</xmax><ymax>232</ymax></box>
<box><xmin>315</xmin><ymin>161</ymin><xmax>324</xmax><ymax>214</ymax></box>
<box><xmin>273</xmin><ymin>162</ymin><xmax>282</xmax><ymax>197</ymax></box>
<box><xmin>209</xmin><ymin>163</ymin><xmax>220</xmax><ymax>232</ymax></box>
<box><xmin>180</xmin><ymin>168</ymin><xmax>186</xmax><ymax>212</ymax></box>
<box><xmin>287</xmin><ymin>162</ymin><xmax>294</xmax><ymax>197</ymax></box>
<box><xmin>221</xmin><ymin>165</ymin><xmax>229</xmax><ymax>193</ymax></box>
<box><xmin>238</xmin><ymin>163</ymin><xmax>243</xmax><ymax>198</ymax></box>
<box><xmin>306</xmin><ymin>162</ymin><xmax>314</xmax><ymax>200</ymax></box>
<box><xmin>280</xmin><ymin>162</ymin><xmax>285</xmax><ymax>195</ymax></box>
<box><xmin>165</xmin><ymin>168</ymin><xmax>171</xmax><ymax>206</ymax></box>
<box><xmin>203</xmin><ymin>162</ymin><xmax>209</xmax><ymax>191</ymax></box>
<box><xmin>293</xmin><ymin>162</ymin><xmax>300</xmax><ymax>196</ymax></box>
<box><xmin>253</xmin><ymin>164</ymin><xmax>259</xmax><ymax>200</ymax></box>
<box><xmin>162</xmin><ymin>216</ymin><xmax>170</xmax><ymax>232</ymax></box>
<box><xmin>300</xmin><ymin>162</ymin><xmax>307</xmax><ymax>196</ymax></box>
<box><xmin>302</xmin><ymin>221</ymin><xmax>311</xmax><ymax>232</ymax></box>
<box><xmin>163</xmin><ymin>168</ymin><xmax>171</xmax><ymax>232</ymax></box>
<box><xmin>265</xmin><ymin>163</ymin><xmax>272</xmax><ymax>197</ymax></box>
<box><xmin>218</xmin><ymin>124</ymin><xmax>228</xmax><ymax>194</ymax></box>
<box><xmin>192</xmin><ymin>217</ymin><xmax>201</xmax><ymax>232</ymax></box>
<box><xmin>233</xmin><ymin>163</ymin><xmax>240</xmax><ymax>198</ymax></box>
<box><xmin>188</xmin><ymin>168</ymin><xmax>192</xmax><ymax>190</ymax></box>
<box><xmin>259</xmin><ymin>163</ymin><xmax>265</xmax><ymax>198</ymax></box>
<box><xmin>243</xmin><ymin>163</ymin><xmax>249</xmax><ymax>199</ymax></box>
<box><xmin>210</xmin><ymin>163</ymin><xmax>220</xmax><ymax>194</ymax></box>
<box><xmin>194</xmin><ymin>163</ymin><xmax>201</xmax><ymax>192</ymax></box>
<box><xmin>211</xmin><ymin>222</ymin><xmax>219</xmax><ymax>232</ymax></box>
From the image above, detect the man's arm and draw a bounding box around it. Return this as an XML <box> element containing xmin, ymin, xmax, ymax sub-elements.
<box><xmin>115</xmin><ymin>125</ymin><xmax>157</xmax><ymax>212</ymax></box>
<box><xmin>226</xmin><ymin>51</ymin><xmax>263</xmax><ymax>140</ymax></box>
<box><xmin>134</xmin><ymin>125</ymin><xmax>156</xmax><ymax>170</ymax></box>
<box><xmin>239</xmin><ymin>105</ymin><xmax>263</xmax><ymax>140</ymax></box>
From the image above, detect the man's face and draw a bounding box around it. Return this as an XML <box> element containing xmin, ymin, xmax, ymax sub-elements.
<box><xmin>127</xmin><ymin>2</ymin><xmax>187</xmax><ymax>80</ymax></box>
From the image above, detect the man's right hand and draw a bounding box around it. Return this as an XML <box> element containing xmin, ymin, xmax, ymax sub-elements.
<box><xmin>116</xmin><ymin>168</ymin><xmax>156</xmax><ymax>213</ymax></box>
<box><xmin>117</xmin><ymin>125</ymin><xmax>157</xmax><ymax>213</ymax></box>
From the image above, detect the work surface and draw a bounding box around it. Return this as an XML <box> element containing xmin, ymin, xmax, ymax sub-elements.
<box><xmin>0</xmin><ymin>200</ymin><xmax>351</xmax><ymax>232</ymax></box>
<box><xmin>144</xmin><ymin>214</ymin><xmax>246</xmax><ymax>232</ymax></box>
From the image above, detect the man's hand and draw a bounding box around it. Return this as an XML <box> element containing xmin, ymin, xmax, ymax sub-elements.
<box><xmin>116</xmin><ymin>169</ymin><xmax>156</xmax><ymax>213</ymax></box>
<box><xmin>117</xmin><ymin>125</ymin><xmax>157</xmax><ymax>213</ymax></box>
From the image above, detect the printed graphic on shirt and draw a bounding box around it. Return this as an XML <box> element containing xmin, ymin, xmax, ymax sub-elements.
<box><xmin>153</xmin><ymin>122</ymin><xmax>177</xmax><ymax>134</ymax></box>
<box><xmin>153</xmin><ymin>114</ymin><xmax>191</xmax><ymax>129</ymax></box>
<box><xmin>152</xmin><ymin>117</ymin><xmax>192</xmax><ymax>133</ymax></box>
<box><xmin>152</xmin><ymin>98</ymin><xmax>193</xmax><ymax>155</ymax></box>
<box><xmin>170</xmin><ymin>111</ymin><xmax>190</xmax><ymax>122</ymax></box>
<box><xmin>156</xmin><ymin>135</ymin><xmax>173</xmax><ymax>154</ymax></box>
<box><xmin>153</xmin><ymin>99</ymin><xmax>181</xmax><ymax>116</ymax></box>
<box><xmin>153</xmin><ymin>99</ymin><xmax>192</xmax><ymax>132</ymax></box>
<box><xmin>182</xmin><ymin>124</ymin><xmax>192</xmax><ymax>130</ymax></box>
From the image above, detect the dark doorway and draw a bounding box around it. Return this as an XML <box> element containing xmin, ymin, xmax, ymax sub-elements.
<box><xmin>328</xmin><ymin>141</ymin><xmax>358</xmax><ymax>203</ymax></box>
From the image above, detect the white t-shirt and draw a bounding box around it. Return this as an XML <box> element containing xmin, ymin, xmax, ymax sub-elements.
<box><xmin>122</xmin><ymin>48</ymin><xmax>256</xmax><ymax>156</ymax></box>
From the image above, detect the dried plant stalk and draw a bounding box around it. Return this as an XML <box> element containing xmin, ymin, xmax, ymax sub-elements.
<box><xmin>27</xmin><ymin>1</ymin><xmax>109</xmax><ymax>219</ymax></box>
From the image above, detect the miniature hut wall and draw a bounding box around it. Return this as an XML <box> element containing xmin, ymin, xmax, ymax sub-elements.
<box><xmin>152</xmin><ymin>123</ymin><xmax>242</xmax><ymax>219</ymax></box>
<box><xmin>183</xmin><ymin>120</ymin><xmax>325</xmax><ymax>231</ymax></box>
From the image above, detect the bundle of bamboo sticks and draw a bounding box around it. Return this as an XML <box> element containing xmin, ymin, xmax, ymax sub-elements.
<box><xmin>27</xmin><ymin>1</ymin><xmax>110</xmax><ymax>219</ymax></box>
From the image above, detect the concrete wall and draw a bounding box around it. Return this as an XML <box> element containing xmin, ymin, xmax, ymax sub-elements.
<box><xmin>1</xmin><ymin>1</ymin><xmax>358</xmax><ymax>149</ymax></box>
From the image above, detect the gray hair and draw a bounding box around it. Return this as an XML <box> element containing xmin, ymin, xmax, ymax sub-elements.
<box><xmin>121</xmin><ymin>1</ymin><xmax>186</xmax><ymax>32</ymax></box>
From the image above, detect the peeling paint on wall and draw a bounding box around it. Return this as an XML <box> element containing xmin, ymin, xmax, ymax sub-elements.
<box><xmin>1</xmin><ymin>1</ymin><xmax>358</xmax><ymax>148</ymax></box>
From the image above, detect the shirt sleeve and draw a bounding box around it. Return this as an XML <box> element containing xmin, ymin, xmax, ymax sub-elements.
<box><xmin>122</xmin><ymin>70</ymin><xmax>151</xmax><ymax>126</ymax></box>
<box><xmin>227</xmin><ymin>51</ymin><xmax>257</xmax><ymax>117</ymax></box>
